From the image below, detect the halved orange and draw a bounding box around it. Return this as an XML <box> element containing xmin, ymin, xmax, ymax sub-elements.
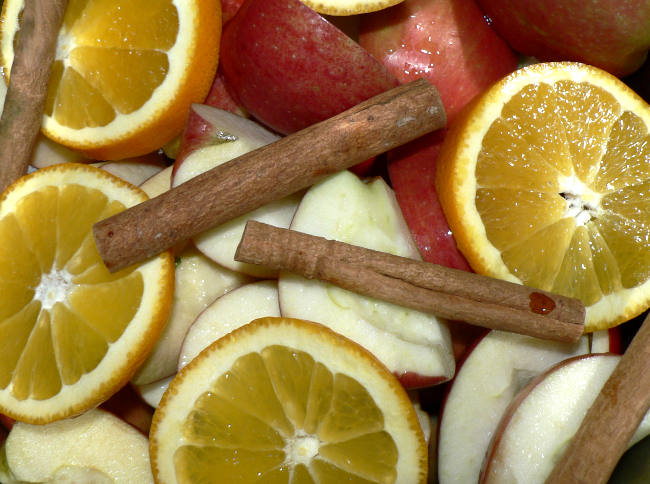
<box><xmin>0</xmin><ymin>0</ymin><xmax>221</xmax><ymax>160</ymax></box>
<box><xmin>150</xmin><ymin>316</ymin><xmax>428</xmax><ymax>483</ymax></box>
<box><xmin>0</xmin><ymin>163</ymin><xmax>174</xmax><ymax>424</ymax></box>
<box><xmin>436</xmin><ymin>62</ymin><xmax>650</xmax><ymax>332</ymax></box>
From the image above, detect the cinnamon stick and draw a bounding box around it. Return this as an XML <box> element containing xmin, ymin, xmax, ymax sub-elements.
<box><xmin>93</xmin><ymin>79</ymin><xmax>446</xmax><ymax>272</ymax></box>
<box><xmin>545</xmin><ymin>311</ymin><xmax>650</xmax><ymax>483</ymax></box>
<box><xmin>234</xmin><ymin>220</ymin><xmax>585</xmax><ymax>343</ymax></box>
<box><xmin>0</xmin><ymin>0</ymin><xmax>68</xmax><ymax>193</ymax></box>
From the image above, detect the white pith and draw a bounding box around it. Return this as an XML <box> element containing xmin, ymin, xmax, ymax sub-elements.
<box><xmin>557</xmin><ymin>174</ymin><xmax>603</xmax><ymax>227</ymax></box>
<box><xmin>34</xmin><ymin>267</ymin><xmax>74</xmax><ymax>310</ymax></box>
<box><xmin>284</xmin><ymin>430</ymin><xmax>321</xmax><ymax>467</ymax></box>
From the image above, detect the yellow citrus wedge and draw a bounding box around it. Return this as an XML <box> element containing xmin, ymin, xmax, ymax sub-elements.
<box><xmin>150</xmin><ymin>316</ymin><xmax>427</xmax><ymax>484</ymax></box>
<box><xmin>0</xmin><ymin>163</ymin><xmax>174</xmax><ymax>424</ymax></box>
<box><xmin>436</xmin><ymin>61</ymin><xmax>650</xmax><ymax>333</ymax></box>
<box><xmin>300</xmin><ymin>0</ymin><xmax>404</xmax><ymax>15</ymax></box>
<box><xmin>0</xmin><ymin>0</ymin><xmax>221</xmax><ymax>160</ymax></box>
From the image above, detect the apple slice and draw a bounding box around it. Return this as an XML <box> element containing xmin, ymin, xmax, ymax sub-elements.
<box><xmin>178</xmin><ymin>280</ymin><xmax>281</xmax><ymax>370</ymax></box>
<box><xmin>134</xmin><ymin>376</ymin><xmax>175</xmax><ymax>409</ymax></box>
<box><xmin>480</xmin><ymin>354</ymin><xmax>650</xmax><ymax>483</ymax></box>
<box><xmin>358</xmin><ymin>0</ymin><xmax>518</xmax><ymax>124</ymax></box>
<box><xmin>172</xmin><ymin>104</ymin><xmax>301</xmax><ymax>277</ymax></box>
<box><xmin>131</xmin><ymin>246</ymin><xmax>252</xmax><ymax>385</ymax></box>
<box><xmin>0</xmin><ymin>409</ymin><xmax>152</xmax><ymax>483</ymax></box>
<box><xmin>139</xmin><ymin>165</ymin><xmax>173</xmax><ymax>198</ymax></box>
<box><xmin>278</xmin><ymin>170</ymin><xmax>455</xmax><ymax>388</ymax></box>
<box><xmin>220</xmin><ymin>0</ymin><xmax>399</xmax><ymax>135</ymax></box>
<box><xmin>100</xmin><ymin>156</ymin><xmax>166</xmax><ymax>186</ymax></box>
<box><xmin>437</xmin><ymin>329</ymin><xmax>590</xmax><ymax>484</ymax></box>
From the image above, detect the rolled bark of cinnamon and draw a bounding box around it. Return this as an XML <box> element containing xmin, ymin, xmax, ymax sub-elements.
<box><xmin>0</xmin><ymin>0</ymin><xmax>68</xmax><ymax>193</ymax></box>
<box><xmin>235</xmin><ymin>220</ymin><xmax>586</xmax><ymax>343</ymax></box>
<box><xmin>545</xmin><ymin>311</ymin><xmax>650</xmax><ymax>483</ymax></box>
<box><xmin>93</xmin><ymin>79</ymin><xmax>446</xmax><ymax>272</ymax></box>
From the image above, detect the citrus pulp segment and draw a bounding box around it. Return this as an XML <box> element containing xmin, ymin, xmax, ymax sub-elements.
<box><xmin>150</xmin><ymin>317</ymin><xmax>427</xmax><ymax>484</ymax></box>
<box><xmin>0</xmin><ymin>163</ymin><xmax>174</xmax><ymax>424</ymax></box>
<box><xmin>0</xmin><ymin>0</ymin><xmax>221</xmax><ymax>160</ymax></box>
<box><xmin>435</xmin><ymin>62</ymin><xmax>650</xmax><ymax>332</ymax></box>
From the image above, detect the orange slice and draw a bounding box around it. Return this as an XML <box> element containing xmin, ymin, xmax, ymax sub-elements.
<box><xmin>0</xmin><ymin>163</ymin><xmax>174</xmax><ymax>424</ymax></box>
<box><xmin>0</xmin><ymin>0</ymin><xmax>221</xmax><ymax>160</ymax></box>
<box><xmin>150</xmin><ymin>316</ymin><xmax>427</xmax><ymax>483</ymax></box>
<box><xmin>300</xmin><ymin>0</ymin><xmax>404</xmax><ymax>15</ymax></box>
<box><xmin>436</xmin><ymin>62</ymin><xmax>650</xmax><ymax>332</ymax></box>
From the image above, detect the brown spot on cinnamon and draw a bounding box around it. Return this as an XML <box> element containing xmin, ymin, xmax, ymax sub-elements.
<box><xmin>529</xmin><ymin>291</ymin><xmax>556</xmax><ymax>315</ymax></box>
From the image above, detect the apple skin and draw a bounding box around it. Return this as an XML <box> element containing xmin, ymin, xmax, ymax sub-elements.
<box><xmin>359</xmin><ymin>0</ymin><xmax>517</xmax><ymax>277</ymax></box>
<box><xmin>99</xmin><ymin>384</ymin><xmax>154</xmax><ymax>436</ymax></box>
<box><xmin>476</xmin><ymin>0</ymin><xmax>650</xmax><ymax>77</ymax></box>
<box><xmin>219</xmin><ymin>0</ymin><xmax>399</xmax><ymax>135</ymax></box>
<box><xmin>359</xmin><ymin>0</ymin><xmax>519</xmax><ymax>123</ymax></box>
<box><xmin>221</xmin><ymin>0</ymin><xmax>245</xmax><ymax>24</ymax></box>
<box><xmin>387</xmin><ymin>131</ymin><xmax>472</xmax><ymax>271</ymax></box>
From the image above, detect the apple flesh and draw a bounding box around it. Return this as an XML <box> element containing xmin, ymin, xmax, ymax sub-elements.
<box><xmin>480</xmin><ymin>353</ymin><xmax>650</xmax><ymax>483</ymax></box>
<box><xmin>139</xmin><ymin>165</ymin><xmax>173</xmax><ymax>199</ymax></box>
<box><xmin>135</xmin><ymin>376</ymin><xmax>175</xmax><ymax>409</ymax></box>
<box><xmin>0</xmin><ymin>409</ymin><xmax>153</xmax><ymax>483</ymax></box>
<box><xmin>131</xmin><ymin>246</ymin><xmax>251</xmax><ymax>385</ymax></box>
<box><xmin>278</xmin><ymin>170</ymin><xmax>455</xmax><ymax>388</ymax></box>
<box><xmin>437</xmin><ymin>329</ymin><xmax>589</xmax><ymax>484</ymax></box>
<box><xmin>219</xmin><ymin>0</ymin><xmax>399</xmax><ymax>135</ymax></box>
<box><xmin>476</xmin><ymin>0</ymin><xmax>650</xmax><ymax>77</ymax></box>
<box><xmin>178</xmin><ymin>280</ymin><xmax>281</xmax><ymax>370</ymax></box>
<box><xmin>172</xmin><ymin>104</ymin><xmax>301</xmax><ymax>278</ymax></box>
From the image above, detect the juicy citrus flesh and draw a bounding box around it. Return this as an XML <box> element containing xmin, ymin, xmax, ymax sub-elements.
<box><xmin>150</xmin><ymin>317</ymin><xmax>427</xmax><ymax>484</ymax></box>
<box><xmin>436</xmin><ymin>62</ymin><xmax>650</xmax><ymax>332</ymax></box>
<box><xmin>0</xmin><ymin>0</ymin><xmax>221</xmax><ymax>160</ymax></box>
<box><xmin>0</xmin><ymin>163</ymin><xmax>174</xmax><ymax>424</ymax></box>
<box><xmin>300</xmin><ymin>0</ymin><xmax>404</xmax><ymax>15</ymax></box>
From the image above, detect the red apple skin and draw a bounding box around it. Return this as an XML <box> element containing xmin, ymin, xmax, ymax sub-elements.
<box><xmin>359</xmin><ymin>0</ymin><xmax>517</xmax><ymax>277</ymax></box>
<box><xmin>219</xmin><ymin>0</ymin><xmax>399</xmax><ymax>135</ymax></box>
<box><xmin>204</xmin><ymin>67</ymin><xmax>247</xmax><ymax>118</ymax></box>
<box><xmin>172</xmin><ymin>104</ymin><xmax>222</xmax><ymax>170</ymax></box>
<box><xmin>359</xmin><ymin>0</ymin><xmax>518</xmax><ymax>123</ymax></box>
<box><xmin>387</xmin><ymin>131</ymin><xmax>472</xmax><ymax>271</ymax></box>
<box><xmin>0</xmin><ymin>413</ymin><xmax>15</xmax><ymax>432</ymax></box>
<box><xmin>99</xmin><ymin>384</ymin><xmax>154</xmax><ymax>436</ymax></box>
<box><xmin>221</xmin><ymin>0</ymin><xmax>245</xmax><ymax>24</ymax></box>
<box><xmin>398</xmin><ymin>371</ymin><xmax>449</xmax><ymax>390</ymax></box>
<box><xmin>476</xmin><ymin>0</ymin><xmax>650</xmax><ymax>78</ymax></box>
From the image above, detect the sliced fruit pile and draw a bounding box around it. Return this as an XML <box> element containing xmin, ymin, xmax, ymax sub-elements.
<box><xmin>150</xmin><ymin>316</ymin><xmax>428</xmax><ymax>483</ymax></box>
<box><xmin>0</xmin><ymin>0</ymin><xmax>649</xmax><ymax>481</ymax></box>
<box><xmin>0</xmin><ymin>0</ymin><xmax>221</xmax><ymax>160</ymax></box>
<box><xmin>436</xmin><ymin>62</ymin><xmax>650</xmax><ymax>333</ymax></box>
<box><xmin>0</xmin><ymin>164</ymin><xmax>173</xmax><ymax>424</ymax></box>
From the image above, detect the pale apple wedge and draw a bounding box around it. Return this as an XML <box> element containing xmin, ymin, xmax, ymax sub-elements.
<box><xmin>100</xmin><ymin>158</ymin><xmax>165</xmax><ymax>187</ymax></box>
<box><xmin>172</xmin><ymin>104</ymin><xmax>301</xmax><ymax>278</ymax></box>
<box><xmin>437</xmin><ymin>330</ymin><xmax>590</xmax><ymax>484</ymax></box>
<box><xmin>278</xmin><ymin>170</ymin><xmax>455</xmax><ymax>388</ymax></box>
<box><xmin>139</xmin><ymin>165</ymin><xmax>173</xmax><ymax>198</ymax></box>
<box><xmin>0</xmin><ymin>409</ymin><xmax>153</xmax><ymax>483</ymax></box>
<box><xmin>131</xmin><ymin>246</ymin><xmax>252</xmax><ymax>385</ymax></box>
<box><xmin>134</xmin><ymin>376</ymin><xmax>175</xmax><ymax>409</ymax></box>
<box><xmin>480</xmin><ymin>353</ymin><xmax>650</xmax><ymax>483</ymax></box>
<box><xmin>178</xmin><ymin>280</ymin><xmax>281</xmax><ymax>371</ymax></box>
